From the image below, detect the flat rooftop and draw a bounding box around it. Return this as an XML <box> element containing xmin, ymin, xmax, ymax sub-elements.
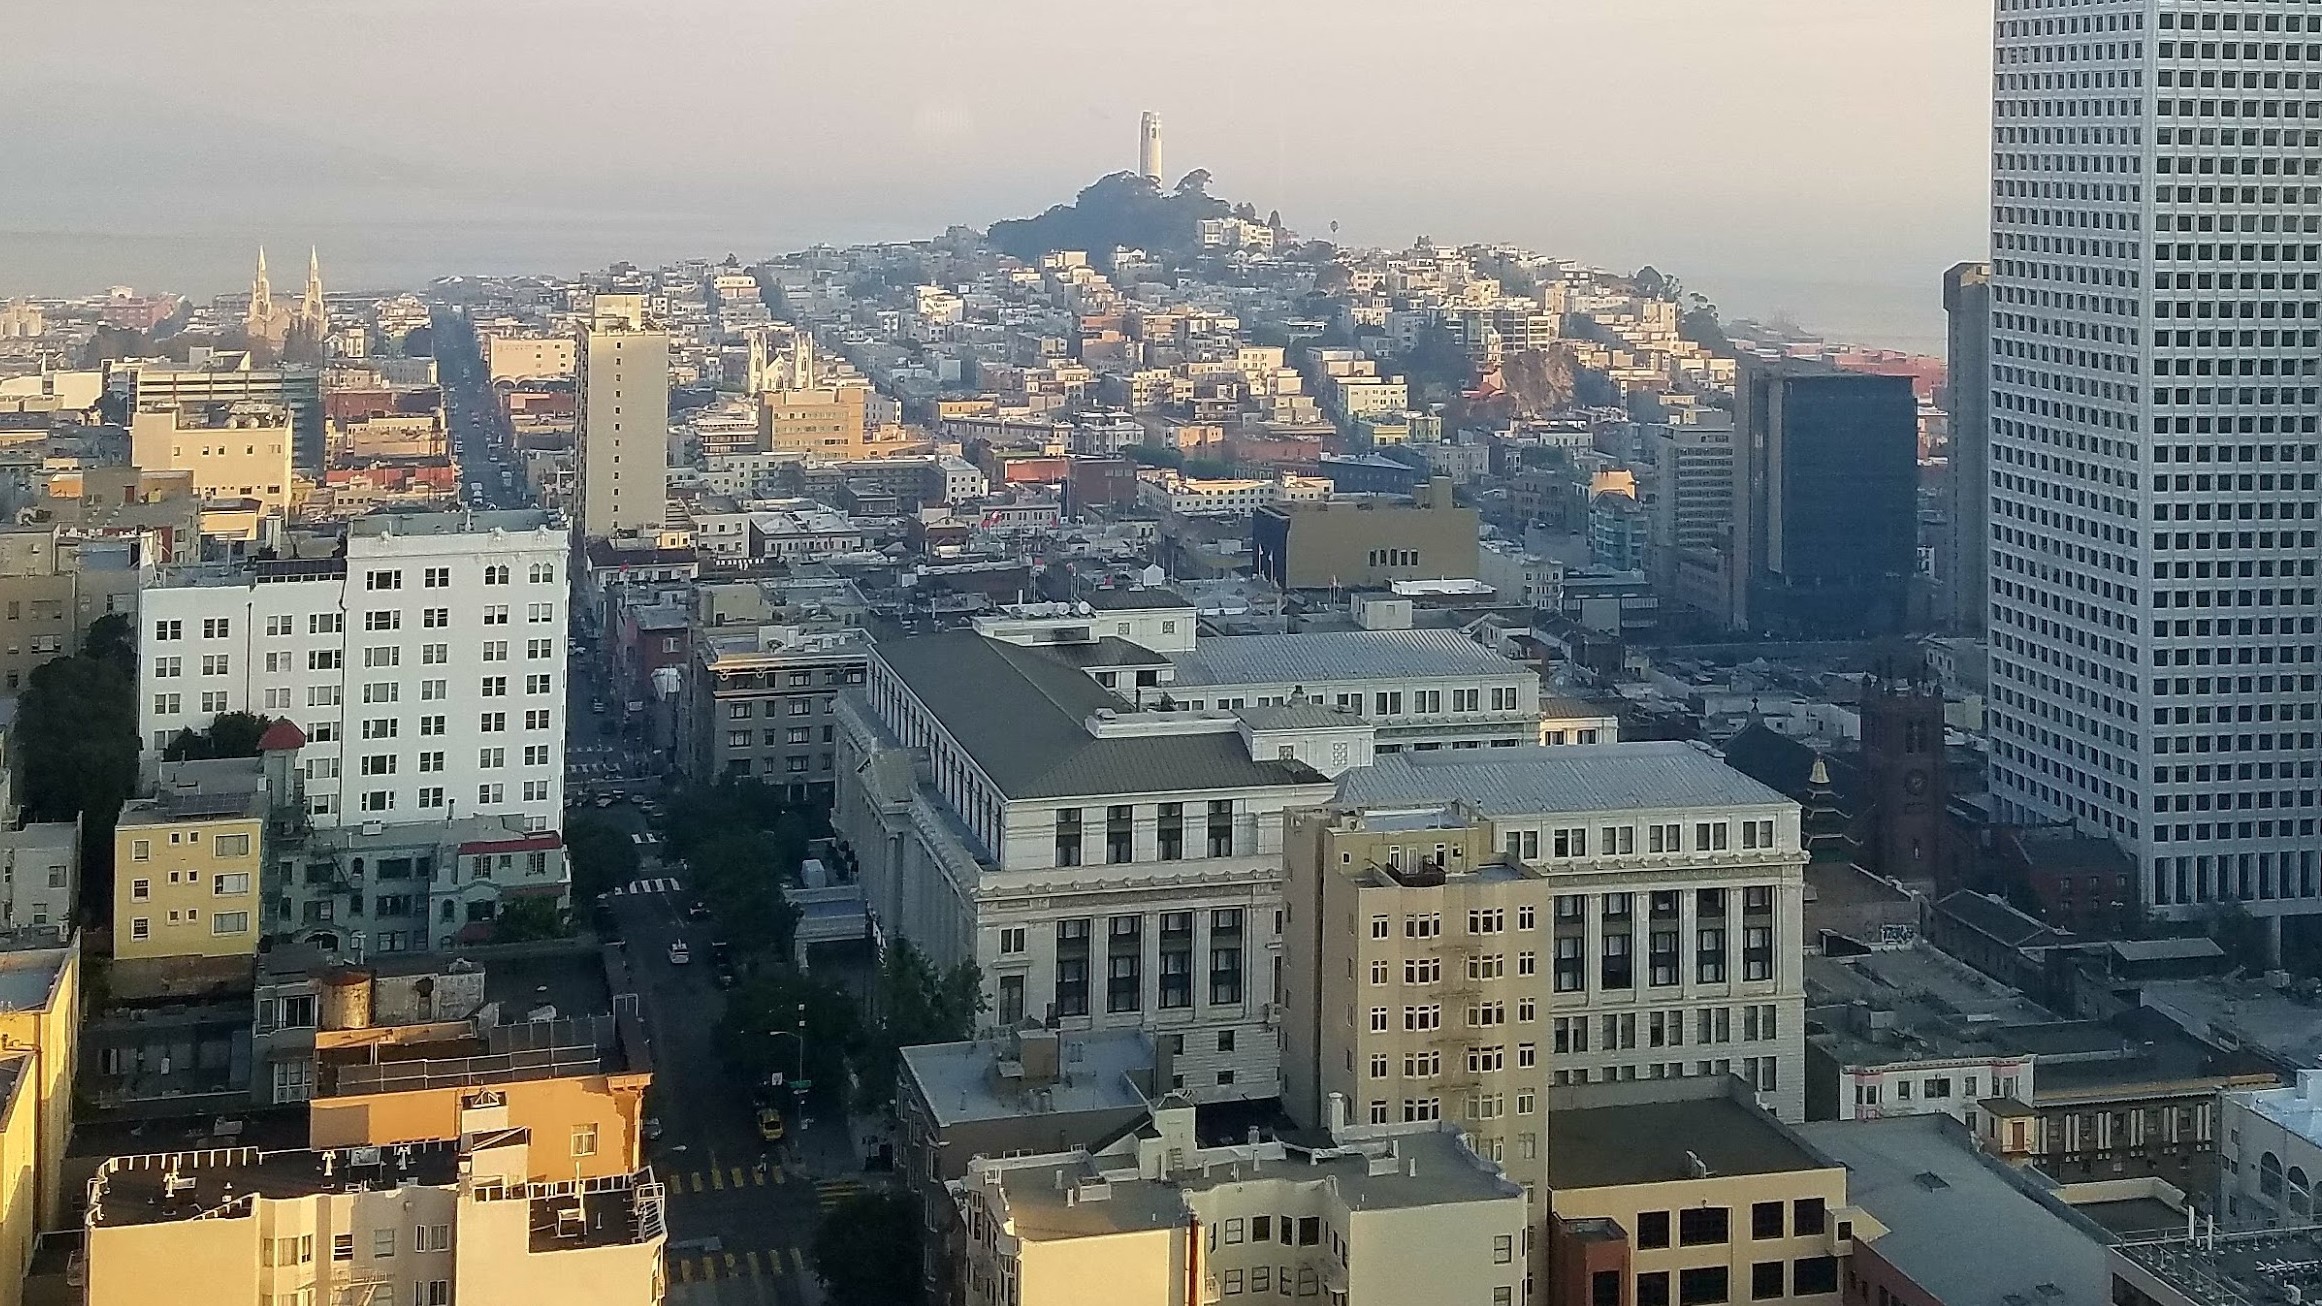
<box><xmin>91</xmin><ymin>1138</ymin><xmax>466</xmax><ymax>1227</ymax></box>
<box><xmin>2114</xmin><ymin>1225</ymin><xmax>2322</xmax><ymax>1306</ymax></box>
<box><xmin>1545</xmin><ymin>1084</ymin><xmax>1826</xmax><ymax>1189</ymax></box>
<box><xmin>2231</xmin><ymin>1074</ymin><xmax>2322</xmax><ymax>1151</ymax></box>
<box><xmin>1168</xmin><ymin>628</ymin><xmax>1524</xmax><ymax>687</ymax></box>
<box><xmin>0</xmin><ymin>932</ymin><xmax>73</xmax><ymax>1012</ymax></box>
<box><xmin>1797</xmin><ymin>1117</ymin><xmax>2110</xmax><ymax>1306</ymax></box>
<box><xmin>2141</xmin><ymin>977</ymin><xmax>2322</xmax><ymax>1071</ymax></box>
<box><xmin>910</xmin><ymin>1027</ymin><xmax>1156</xmax><ymax>1129</ymax></box>
<box><xmin>903</xmin><ymin>1029</ymin><xmax>1153</xmax><ymax>1129</ymax></box>
<box><xmin>1806</xmin><ymin>946</ymin><xmax>2057</xmax><ymax>1066</ymax></box>
<box><xmin>348</xmin><ymin>507</ymin><xmax>556</xmax><ymax>537</ymax></box>
<box><xmin>1338</xmin><ymin>741</ymin><xmax>1789</xmax><ymax>820</ymax></box>
<box><xmin>993</xmin><ymin>1127</ymin><xmax>1514</xmax><ymax>1241</ymax></box>
<box><xmin>317</xmin><ymin>1015</ymin><xmax>613</xmax><ymax>1097</ymax></box>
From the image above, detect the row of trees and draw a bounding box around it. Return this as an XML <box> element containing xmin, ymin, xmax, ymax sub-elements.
<box><xmin>16</xmin><ymin>616</ymin><xmax>139</xmax><ymax>921</ymax></box>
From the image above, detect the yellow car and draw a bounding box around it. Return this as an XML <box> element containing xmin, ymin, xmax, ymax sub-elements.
<box><xmin>756</xmin><ymin>1108</ymin><xmax>786</xmax><ymax>1143</ymax></box>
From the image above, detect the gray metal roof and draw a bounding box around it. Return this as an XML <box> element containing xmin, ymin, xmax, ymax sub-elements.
<box><xmin>876</xmin><ymin>632</ymin><xmax>1331</xmax><ymax>801</ymax></box>
<box><xmin>1336</xmin><ymin>742</ymin><xmax>1790</xmax><ymax>817</ymax></box>
<box><xmin>1168</xmin><ymin>628</ymin><xmax>1525</xmax><ymax>688</ymax></box>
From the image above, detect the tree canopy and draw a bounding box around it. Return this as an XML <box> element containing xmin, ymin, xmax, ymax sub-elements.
<box><xmin>162</xmin><ymin>711</ymin><xmax>273</xmax><ymax>762</ymax></box>
<box><xmin>811</xmin><ymin>1191</ymin><xmax>922</xmax><ymax>1306</ymax></box>
<box><xmin>855</xmin><ymin>940</ymin><xmax>983</xmax><ymax>1112</ymax></box>
<box><xmin>988</xmin><ymin>171</ymin><xmax>1233</xmax><ymax>263</ymax></box>
<box><xmin>17</xmin><ymin>614</ymin><xmax>138</xmax><ymax>919</ymax></box>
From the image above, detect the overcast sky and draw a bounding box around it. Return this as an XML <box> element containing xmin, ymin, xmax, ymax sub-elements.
<box><xmin>4</xmin><ymin>0</ymin><xmax>1991</xmax><ymax>349</ymax></box>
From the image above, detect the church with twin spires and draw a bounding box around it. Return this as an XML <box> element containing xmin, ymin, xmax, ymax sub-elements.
<box><xmin>241</xmin><ymin>245</ymin><xmax>328</xmax><ymax>360</ymax></box>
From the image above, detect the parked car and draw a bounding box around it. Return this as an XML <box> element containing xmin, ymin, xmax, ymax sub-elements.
<box><xmin>666</xmin><ymin>941</ymin><xmax>690</xmax><ymax>965</ymax></box>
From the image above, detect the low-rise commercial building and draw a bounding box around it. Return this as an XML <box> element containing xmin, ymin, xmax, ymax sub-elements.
<box><xmin>127</xmin><ymin>398</ymin><xmax>294</xmax><ymax>520</ymax></box>
<box><xmin>2217</xmin><ymin>1070</ymin><xmax>2322</xmax><ymax>1229</ymax></box>
<box><xmin>1252</xmin><ymin>478</ymin><xmax>1479</xmax><ymax>590</ymax></box>
<box><xmin>1798</xmin><ymin>1115</ymin><xmax>2111</xmax><ymax>1306</ymax></box>
<box><xmin>1541</xmin><ymin>1078</ymin><xmax>1852</xmax><ymax>1306</ymax></box>
<box><xmin>899</xmin><ymin>1026</ymin><xmax>1155</xmax><ymax>1306</ymax></box>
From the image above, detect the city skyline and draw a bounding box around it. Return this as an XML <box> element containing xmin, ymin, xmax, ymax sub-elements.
<box><xmin>4</xmin><ymin>0</ymin><xmax>1993</xmax><ymax>350</ymax></box>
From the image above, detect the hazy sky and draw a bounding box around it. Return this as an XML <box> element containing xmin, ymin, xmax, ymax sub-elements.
<box><xmin>5</xmin><ymin>0</ymin><xmax>1992</xmax><ymax>350</ymax></box>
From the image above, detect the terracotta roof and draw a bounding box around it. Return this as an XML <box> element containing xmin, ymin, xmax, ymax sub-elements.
<box><xmin>258</xmin><ymin>719</ymin><xmax>308</xmax><ymax>751</ymax></box>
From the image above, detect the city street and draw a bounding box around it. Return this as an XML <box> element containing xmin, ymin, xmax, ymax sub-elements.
<box><xmin>431</xmin><ymin>311</ymin><xmax>531</xmax><ymax>513</ymax></box>
<box><xmin>613</xmin><ymin>850</ymin><xmax>866</xmax><ymax>1303</ymax></box>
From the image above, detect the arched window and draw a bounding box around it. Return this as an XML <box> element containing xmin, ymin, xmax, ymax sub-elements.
<box><xmin>2289</xmin><ymin>1165</ymin><xmax>2312</xmax><ymax>1219</ymax></box>
<box><xmin>2260</xmin><ymin>1150</ymin><xmax>2286</xmax><ymax>1199</ymax></box>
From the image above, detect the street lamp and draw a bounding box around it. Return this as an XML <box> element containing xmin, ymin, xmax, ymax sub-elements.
<box><xmin>767</xmin><ymin>1003</ymin><xmax>807</xmax><ymax>1092</ymax></box>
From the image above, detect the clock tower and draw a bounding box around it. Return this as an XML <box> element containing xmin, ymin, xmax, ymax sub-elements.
<box><xmin>1861</xmin><ymin>670</ymin><xmax>1947</xmax><ymax>893</ymax></box>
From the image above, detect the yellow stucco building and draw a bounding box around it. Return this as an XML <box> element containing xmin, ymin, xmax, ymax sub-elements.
<box><xmin>758</xmin><ymin>385</ymin><xmax>869</xmax><ymax>457</ymax></box>
<box><xmin>958</xmin><ymin>1101</ymin><xmax>1528</xmax><ymax>1306</ymax></box>
<box><xmin>112</xmin><ymin>759</ymin><xmax>266</xmax><ymax>968</ymax></box>
<box><xmin>81</xmin><ymin>1115</ymin><xmax>666</xmax><ymax>1306</ymax></box>
<box><xmin>0</xmin><ymin>931</ymin><xmax>81</xmax><ymax>1306</ymax></box>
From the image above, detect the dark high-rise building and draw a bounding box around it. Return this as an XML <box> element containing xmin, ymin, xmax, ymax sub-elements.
<box><xmin>1731</xmin><ymin>359</ymin><xmax>1919</xmax><ymax>637</ymax></box>
<box><xmin>1943</xmin><ymin>262</ymin><xmax>1991</xmax><ymax>633</ymax></box>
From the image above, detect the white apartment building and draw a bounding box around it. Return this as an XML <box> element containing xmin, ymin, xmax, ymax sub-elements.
<box><xmin>1331</xmin><ymin>743</ymin><xmax>1809</xmax><ymax>1122</ymax></box>
<box><xmin>138</xmin><ymin>510</ymin><xmax>568</xmax><ymax>834</ymax></box>
<box><xmin>574</xmin><ymin>294</ymin><xmax>669</xmax><ymax>542</ymax></box>
<box><xmin>1988</xmin><ymin>2</ymin><xmax>2322</xmax><ymax>939</ymax></box>
<box><xmin>836</xmin><ymin>629</ymin><xmax>1339</xmax><ymax>1100</ymax></box>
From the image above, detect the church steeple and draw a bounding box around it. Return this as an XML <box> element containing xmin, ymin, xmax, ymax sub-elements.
<box><xmin>296</xmin><ymin>247</ymin><xmax>327</xmax><ymax>342</ymax></box>
<box><xmin>244</xmin><ymin>246</ymin><xmax>278</xmax><ymax>344</ymax></box>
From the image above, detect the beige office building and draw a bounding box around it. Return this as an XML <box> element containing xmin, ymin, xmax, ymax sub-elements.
<box><xmin>1252</xmin><ymin>477</ymin><xmax>1480</xmax><ymax>590</ymax></box>
<box><xmin>1298</xmin><ymin>743</ymin><xmax>1810</xmax><ymax>1131</ymax></box>
<box><xmin>957</xmin><ymin>1100</ymin><xmax>1527</xmax><ymax>1306</ymax></box>
<box><xmin>128</xmin><ymin>401</ymin><xmax>295</xmax><ymax>515</ymax></box>
<box><xmin>1282</xmin><ymin>804</ymin><xmax>1554</xmax><ymax>1190</ymax></box>
<box><xmin>575</xmin><ymin>295</ymin><xmax>670</xmax><ymax>542</ymax></box>
<box><xmin>79</xmin><ymin>1123</ymin><xmax>666</xmax><ymax>1306</ymax></box>
<box><xmin>485</xmin><ymin>334</ymin><xmax>578</xmax><ymax>384</ymax></box>
<box><xmin>758</xmin><ymin>385</ymin><xmax>869</xmax><ymax>457</ymax></box>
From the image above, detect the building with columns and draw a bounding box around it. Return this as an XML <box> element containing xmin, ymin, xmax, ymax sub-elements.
<box><xmin>1321</xmin><ymin>743</ymin><xmax>1811</xmax><ymax>1125</ymax></box>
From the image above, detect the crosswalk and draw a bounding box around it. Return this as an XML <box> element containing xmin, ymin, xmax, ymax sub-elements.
<box><xmin>611</xmin><ymin>876</ymin><xmax>682</xmax><ymax>896</ymax></box>
<box><xmin>674</xmin><ymin>1164</ymin><xmax>788</xmax><ymax>1192</ymax></box>
<box><xmin>668</xmin><ymin>1246</ymin><xmax>811</xmax><ymax>1284</ymax></box>
<box><xmin>815</xmin><ymin>1179</ymin><xmax>868</xmax><ymax>1211</ymax></box>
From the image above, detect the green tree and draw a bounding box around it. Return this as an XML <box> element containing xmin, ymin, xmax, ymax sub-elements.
<box><xmin>491</xmin><ymin>897</ymin><xmax>569</xmax><ymax>943</ymax></box>
<box><xmin>1123</xmin><ymin>443</ymin><xmax>1184</xmax><ymax>469</ymax></box>
<box><xmin>562</xmin><ymin>811</ymin><xmax>639</xmax><ymax>901</ymax></box>
<box><xmin>17</xmin><ymin>614</ymin><xmax>138</xmax><ymax>920</ymax></box>
<box><xmin>718</xmin><ymin>967</ymin><xmax>860</xmax><ymax>1109</ymax></box>
<box><xmin>857</xmin><ymin>941</ymin><xmax>984</xmax><ymax>1111</ymax></box>
<box><xmin>161</xmin><ymin>711</ymin><xmax>273</xmax><ymax>762</ymax></box>
<box><xmin>811</xmin><ymin>1191</ymin><xmax>921</xmax><ymax>1306</ymax></box>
